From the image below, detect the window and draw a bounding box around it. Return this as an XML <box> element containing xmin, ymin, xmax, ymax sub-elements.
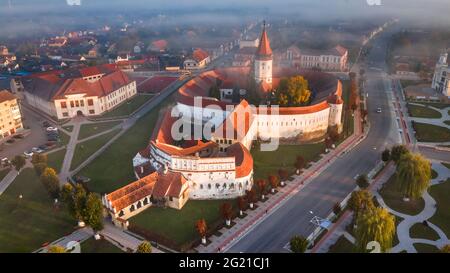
<box><xmin>62</xmin><ymin>112</ymin><xmax>69</xmax><ymax>117</ymax></box>
<box><xmin>60</xmin><ymin>101</ymin><xmax>67</xmax><ymax>108</ymax></box>
<box><xmin>80</xmin><ymin>100</ymin><xmax>84</xmax><ymax>107</ymax></box>
<box><xmin>89</xmin><ymin>110</ymin><xmax>95</xmax><ymax>114</ymax></box>
<box><xmin>70</xmin><ymin>101</ymin><xmax>74</xmax><ymax>108</ymax></box>
<box><xmin>87</xmin><ymin>99</ymin><xmax>94</xmax><ymax>106</ymax></box>
<box><xmin>75</xmin><ymin>100</ymin><xmax>79</xmax><ymax>107</ymax></box>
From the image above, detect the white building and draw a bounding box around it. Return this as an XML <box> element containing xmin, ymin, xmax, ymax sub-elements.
<box><xmin>285</xmin><ymin>45</ymin><xmax>348</xmax><ymax>72</ymax></box>
<box><xmin>183</xmin><ymin>48</ymin><xmax>211</xmax><ymax>70</ymax></box>
<box><xmin>21</xmin><ymin>65</ymin><xmax>137</xmax><ymax>119</ymax></box>
<box><xmin>432</xmin><ymin>53</ymin><xmax>450</xmax><ymax>97</ymax></box>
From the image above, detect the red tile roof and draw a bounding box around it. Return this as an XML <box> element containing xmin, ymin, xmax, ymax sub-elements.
<box><xmin>192</xmin><ymin>48</ymin><xmax>209</xmax><ymax>62</ymax></box>
<box><xmin>257</xmin><ymin>24</ymin><xmax>272</xmax><ymax>57</ymax></box>
<box><xmin>226</xmin><ymin>142</ymin><xmax>253</xmax><ymax>178</ymax></box>
<box><xmin>0</xmin><ymin>90</ymin><xmax>16</xmax><ymax>103</ymax></box>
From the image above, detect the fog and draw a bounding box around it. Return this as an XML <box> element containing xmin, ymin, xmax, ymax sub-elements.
<box><xmin>0</xmin><ymin>0</ymin><xmax>449</xmax><ymax>38</ymax></box>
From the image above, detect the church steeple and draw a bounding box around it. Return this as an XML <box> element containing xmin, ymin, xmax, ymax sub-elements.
<box><xmin>254</xmin><ymin>21</ymin><xmax>273</xmax><ymax>89</ymax></box>
<box><xmin>257</xmin><ymin>21</ymin><xmax>272</xmax><ymax>57</ymax></box>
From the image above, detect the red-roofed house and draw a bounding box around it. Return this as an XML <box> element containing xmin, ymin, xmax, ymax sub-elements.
<box><xmin>183</xmin><ymin>48</ymin><xmax>211</xmax><ymax>70</ymax></box>
<box><xmin>22</xmin><ymin>65</ymin><xmax>137</xmax><ymax>119</ymax></box>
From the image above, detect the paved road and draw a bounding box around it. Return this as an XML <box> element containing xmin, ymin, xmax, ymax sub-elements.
<box><xmin>226</xmin><ymin>32</ymin><xmax>399</xmax><ymax>253</ymax></box>
<box><xmin>418</xmin><ymin>146</ymin><xmax>450</xmax><ymax>162</ymax></box>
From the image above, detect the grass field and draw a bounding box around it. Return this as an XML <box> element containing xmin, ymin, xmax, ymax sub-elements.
<box><xmin>379</xmin><ymin>175</ymin><xmax>425</xmax><ymax>216</ymax></box>
<box><xmin>428</xmin><ymin>178</ymin><xmax>450</xmax><ymax>238</ymax></box>
<box><xmin>251</xmin><ymin>143</ymin><xmax>325</xmax><ymax>180</ymax></box>
<box><xmin>46</xmin><ymin>149</ymin><xmax>66</xmax><ymax>173</ymax></box>
<box><xmin>59</xmin><ymin>130</ymin><xmax>70</xmax><ymax>146</ymax></box>
<box><xmin>70</xmin><ymin>129</ymin><xmax>121</xmax><ymax>171</ymax></box>
<box><xmin>0</xmin><ymin>168</ymin><xmax>10</xmax><ymax>181</ymax></box>
<box><xmin>78</xmin><ymin>97</ymin><xmax>175</xmax><ymax>194</ymax></box>
<box><xmin>341</xmin><ymin>80</ymin><xmax>354</xmax><ymax>138</ymax></box>
<box><xmin>328</xmin><ymin>236</ymin><xmax>355</xmax><ymax>253</ymax></box>
<box><xmin>62</xmin><ymin>125</ymin><xmax>73</xmax><ymax>132</ymax></box>
<box><xmin>409</xmin><ymin>102</ymin><xmax>450</xmax><ymax>110</ymax></box>
<box><xmin>407</xmin><ymin>104</ymin><xmax>442</xmax><ymax>119</ymax></box>
<box><xmin>0</xmin><ymin>168</ymin><xmax>75</xmax><ymax>253</ymax></box>
<box><xmin>409</xmin><ymin>223</ymin><xmax>440</xmax><ymax>241</ymax></box>
<box><xmin>413</xmin><ymin>243</ymin><xmax>440</xmax><ymax>253</ymax></box>
<box><xmin>100</xmin><ymin>95</ymin><xmax>153</xmax><ymax>118</ymax></box>
<box><xmin>412</xmin><ymin>122</ymin><xmax>450</xmax><ymax>142</ymax></box>
<box><xmin>80</xmin><ymin>238</ymin><xmax>123</xmax><ymax>253</ymax></box>
<box><xmin>78</xmin><ymin>121</ymin><xmax>122</xmax><ymax>140</ymax></box>
<box><xmin>444</xmin><ymin>120</ymin><xmax>450</xmax><ymax>126</ymax></box>
<box><xmin>442</xmin><ymin>162</ymin><xmax>450</xmax><ymax>170</ymax></box>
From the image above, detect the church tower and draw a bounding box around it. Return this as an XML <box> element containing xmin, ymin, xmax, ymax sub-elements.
<box><xmin>254</xmin><ymin>21</ymin><xmax>273</xmax><ymax>89</ymax></box>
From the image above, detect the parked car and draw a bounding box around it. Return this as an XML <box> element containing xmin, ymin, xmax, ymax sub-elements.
<box><xmin>46</xmin><ymin>127</ymin><xmax>58</xmax><ymax>133</ymax></box>
<box><xmin>6</xmin><ymin>139</ymin><xmax>15</xmax><ymax>144</ymax></box>
<box><xmin>1</xmin><ymin>158</ymin><xmax>11</xmax><ymax>167</ymax></box>
<box><xmin>23</xmin><ymin>151</ymin><xmax>34</xmax><ymax>158</ymax></box>
<box><xmin>38</xmin><ymin>145</ymin><xmax>48</xmax><ymax>151</ymax></box>
<box><xmin>31</xmin><ymin>147</ymin><xmax>44</xmax><ymax>154</ymax></box>
<box><xmin>74</xmin><ymin>175</ymin><xmax>91</xmax><ymax>184</ymax></box>
<box><xmin>376</xmin><ymin>107</ymin><xmax>382</xmax><ymax>113</ymax></box>
<box><xmin>13</xmin><ymin>134</ymin><xmax>24</xmax><ymax>139</ymax></box>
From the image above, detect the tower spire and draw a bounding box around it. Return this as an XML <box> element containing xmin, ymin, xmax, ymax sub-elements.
<box><xmin>257</xmin><ymin>21</ymin><xmax>272</xmax><ymax>57</ymax></box>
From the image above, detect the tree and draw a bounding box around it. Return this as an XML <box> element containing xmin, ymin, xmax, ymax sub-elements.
<box><xmin>256</xmin><ymin>179</ymin><xmax>267</xmax><ymax>199</ymax></box>
<box><xmin>275</xmin><ymin>76</ymin><xmax>311</xmax><ymax>106</ymax></box>
<box><xmin>333</xmin><ymin>202</ymin><xmax>342</xmax><ymax>215</ymax></box>
<box><xmin>237</xmin><ymin>197</ymin><xmax>247</xmax><ymax>216</ymax></box>
<box><xmin>440</xmin><ymin>244</ymin><xmax>450</xmax><ymax>253</ymax></box>
<box><xmin>195</xmin><ymin>219</ymin><xmax>208</xmax><ymax>244</ymax></box>
<box><xmin>40</xmin><ymin>167</ymin><xmax>60</xmax><ymax>199</ymax></box>
<box><xmin>356</xmin><ymin>174</ymin><xmax>369</xmax><ymax>189</ymax></box>
<box><xmin>381</xmin><ymin>149</ymin><xmax>391</xmax><ymax>162</ymax></box>
<box><xmin>268</xmin><ymin>175</ymin><xmax>279</xmax><ymax>193</ymax></box>
<box><xmin>348</xmin><ymin>190</ymin><xmax>375</xmax><ymax>221</ymax></box>
<box><xmin>220</xmin><ymin>202</ymin><xmax>233</xmax><ymax>226</ymax></box>
<box><xmin>246</xmin><ymin>189</ymin><xmax>257</xmax><ymax>208</ymax></box>
<box><xmin>47</xmin><ymin>245</ymin><xmax>66</xmax><ymax>253</ymax></box>
<box><xmin>60</xmin><ymin>183</ymin><xmax>74</xmax><ymax>204</ymax></box>
<box><xmin>278</xmin><ymin>168</ymin><xmax>289</xmax><ymax>181</ymax></box>
<box><xmin>294</xmin><ymin>155</ymin><xmax>305</xmax><ymax>173</ymax></box>
<box><xmin>329</xmin><ymin>130</ymin><xmax>340</xmax><ymax>144</ymax></box>
<box><xmin>396</xmin><ymin>152</ymin><xmax>431</xmax><ymax>199</ymax></box>
<box><xmin>289</xmin><ymin>236</ymin><xmax>309</xmax><ymax>253</ymax></box>
<box><xmin>355</xmin><ymin>207</ymin><xmax>396</xmax><ymax>253</ymax></box>
<box><xmin>208</xmin><ymin>85</ymin><xmax>220</xmax><ymax>100</ymax></box>
<box><xmin>136</xmin><ymin>241</ymin><xmax>152</xmax><ymax>253</ymax></box>
<box><xmin>390</xmin><ymin>145</ymin><xmax>409</xmax><ymax>163</ymax></box>
<box><xmin>67</xmin><ymin>184</ymin><xmax>87</xmax><ymax>222</ymax></box>
<box><xmin>31</xmin><ymin>153</ymin><xmax>47</xmax><ymax>165</ymax></box>
<box><xmin>11</xmin><ymin>155</ymin><xmax>26</xmax><ymax>172</ymax></box>
<box><xmin>34</xmin><ymin>162</ymin><xmax>47</xmax><ymax>176</ymax></box>
<box><xmin>83</xmin><ymin>193</ymin><xmax>104</xmax><ymax>232</ymax></box>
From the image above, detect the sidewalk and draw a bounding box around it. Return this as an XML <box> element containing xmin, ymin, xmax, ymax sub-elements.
<box><xmin>0</xmin><ymin>169</ymin><xmax>18</xmax><ymax>195</ymax></box>
<box><xmin>197</xmin><ymin>110</ymin><xmax>364</xmax><ymax>253</ymax></box>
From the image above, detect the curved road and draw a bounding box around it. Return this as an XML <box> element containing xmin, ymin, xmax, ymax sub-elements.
<box><xmin>227</xmin><ymin>32</ymin><xmax>400</xmax><ymax>253</ymax></box>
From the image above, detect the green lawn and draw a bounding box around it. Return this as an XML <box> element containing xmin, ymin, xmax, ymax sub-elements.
<box><xmin>431</xmin><ymin>169</ymin><xmax>438</xmax><ymax>179</ymax></box>
<box><xmin>413</xmin><ymin>243</ymin><xmax>440</xmax><ymax>253</ymax></box>
<box><xmin>78</xmin><ymin>98</ymin><xmax>174</xmax><ymax>194</ymax></box>
<box><xmin>0</xmin><ymin>168</ymin><xmax>75</xmax><ymax>253</ymax></box>
<box><xmin>0</xmin><ymin>168</ymin><xmax>11</xmax><ymax>181</ymax></box>
<box><xmin>130</xmin><ymin>199</ymin><xmax>236</xmax><ymax>248</ymax></box>
<box><xmin>328</xmin><ymin>236</ymin><xmax>355</xmax><ymax>253</ymax></box>
<box><xmin>407</xmin><ymin>104</ymin><xmax>442</xmax><ymax>119</ymax></box>
<box><xmin>442</xmin><ymin>162</ymin><xmax>450</xmax><ymax>170</ymax></box>
<box><xmin>400</xmin><ymin>80</ymin><xmax>430</xmax><ymax>89</ymax></box>
<box><xmin>251</xmin><ymin>143</ymin><xmax>325</xmax><ymax>180</ymax></box>
<box><xmin>444</xmin><ymin>120</ymin><xmax>450</xmax><ymax>126</ymax></box>
<box><xmin>409</xmin><ymin>102</ymin><xmax>449</xmax><ymax>110</ymax></box>
<box><xmin>100</xmin><ymin>95</ymin><xmax>153</xmax><ymax>118</ymax></box>
<box><xmin>428</xmin><ymin>178</ymin><xmax>450</xmax><ymax>238</ymax></box>
<box><xmin>46</xmin><ymin>149</ymin><xmax>66</xmax><ymax>173</ymax></box>
<box><xmin>70</xmin><ymin>129</ymin><xmax>121</xmax><ymax>171</ymax></box>
<box><xmin>62</xmin><ymin>125</ymin><xmax>73</xmax><ymax>132</ymax></box>
<box><xmin>412</xmin><ymin>122</ymin><xmax>450</xmax><ymax>142</ymax></box>
<box><xmin>80</xmin><ymin>238</ymin><xmax>123</xmax><ymax>253</ymax></box>
<box><xmin>78</xmin><ymin>121</ymin><xmax>122</xmax><ymax>140</ymax></box>
<box><xmin>341</xmin><ymin>80</ymin><xmax>354</xmax><ymax>138</ymax></box>
<box><xmin>379</xmin><ymin>175</ymin><xmax>425</xmax><ymax>216</ymax></box>
<box><xmin>409</xmin><ymin>223</ymin><xmax>440</xmax><ymax>241</ymax></box>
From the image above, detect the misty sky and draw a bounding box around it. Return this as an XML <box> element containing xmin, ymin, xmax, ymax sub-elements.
<box><xmin>0</xmin><ymin>0</ymin><xmax>449</xmax><ymax>38</ymax></box>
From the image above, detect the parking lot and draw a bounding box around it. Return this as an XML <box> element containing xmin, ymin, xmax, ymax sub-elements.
<box><xmin>0</xmin><ymin>106</ymin><xmax>51</xmax><ymax>160</ymax></box>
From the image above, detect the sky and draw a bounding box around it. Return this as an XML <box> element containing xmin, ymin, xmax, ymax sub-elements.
<box><xmin>0</xmin><ymin>0</ymin><xmax>449</xmax><ymax>38</ymax></box>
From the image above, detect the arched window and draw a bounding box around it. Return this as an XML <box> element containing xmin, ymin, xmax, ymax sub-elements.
<box><xmin>130</xmin><ymin>205</ymin><xmax>135</xmax><ymax>212</ymax></box>
<box><xmin>143</xmin><ymin>198</ymin><xmax>148</xmax><ymax>205</ymax></box>
<box><xmin>200</xmin><ymin>184</ymin><xmax>204</xmax><ymax>190</ymax></box>
<box><xmin>137</xmin><ymin>201</ymin><xmax>142</xmax><ymax>209</ymax></box>
<box><xmin>216</xmin><ymin>183</ymin><xmax>220</xmax><ymax>189</ymax></box>
<box><xmin>119</xmin><ymin>210</ymin><xmax>124</xmax><ymax>217</ymax></box>
<box><xmin>223</xmin><ymin>183</ymin><xmax>226</xmax><ymax>189</ymax></box>
<box><xmin>230</xmin><ymin>183</ymin><xmax>235</xmax><ymax>189</ymax></box>
<box><xmin>208</xmin><ymin>184</ymin><xmax>211</xmax><ymax>190</ymax></box>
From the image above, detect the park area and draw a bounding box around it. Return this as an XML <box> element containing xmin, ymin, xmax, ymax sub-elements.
<box><xmin>0</xmin><ymin>169</ymin><xmax>75</xmax><ymax>253</ymax></box>
<box><xmin>78</xmin><ymin>120</ymin><xmax>122</xmax><ymax>140</ymax></box>
<box><xmin>406</xmin><ymin>104</ymin><xmax>442</xmax><ymax>119</ymax></box>
<box><xmin>99</xmin><ymin>94</ymin><xmax>154</xmax><ymax>118</ymax></box>
<box><xmin>412</xmin><ymin>122</ymin><xmax>450</xmax><ymax>142</ymax></box>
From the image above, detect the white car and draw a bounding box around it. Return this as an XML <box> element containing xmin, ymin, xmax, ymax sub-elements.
<box><xmin>23</xmin><ymin>151</ymin><xmax>34</xmax><ymax>158</ymax></box>
<box><xmin>376</xmin><ymin>107</ymin><xmax>382</xmax><ymax>113</ymax></box>
<box><xmin>46</xmin><ymin>127</ymin><xmax>58</xmax><ymax>132</ymax></box>
<box><xmin>31</xmin><ymin>147</ymin><xmax>44</xmax><ymax>154</ymax></box>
